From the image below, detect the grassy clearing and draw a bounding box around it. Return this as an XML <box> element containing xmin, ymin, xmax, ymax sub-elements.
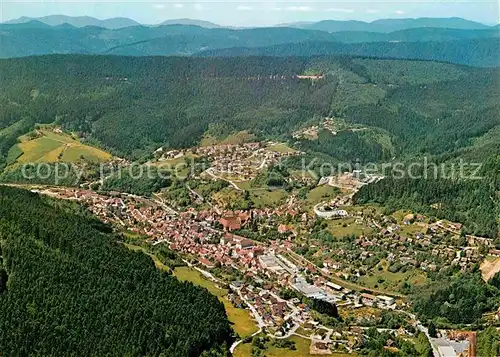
<box><xmin>340</xmin><ymin>306</ymin><xmax>381</xmax><ymax>321</ymax></box>
<box><xmin>6</xmin><ymin>145</ymin><xmax>23</xmax><ymax>165</ymax></box>
<box><xmin>306</xmin><ymin>185</ymin><xmax>340</xmax><ymax>205</ymax></box>
<box><xmin>235</xmin><ymin>180</ymin><xmax>253</xmax><ymax>190</ymax></box>
<box><xmin>200</xmin><ymin>130</ymin><xmax>255</xmax><ymax>146</ymax></box>
<box><xmin>13</xmin><ymin>129</ymin><xmax>111</xmax><ymax>165</ymax></box>
<box><xmin>173</xmin><ymin>267</ymin><xmax>258</xmax><ymax>338</ymax></box>
<box><xmin>327</xmin><ymin>218</ymin><xmax>372</xmax><ymax>238</ymax></box>
<box><xmin>219</xmin><ymin>131</ymin><xmax>255</xmax><ymax>145</ymax></box>
<box><xmin>359</xmin><ymin>260</ymin><xmax>427</xmax><ymax>292</ymax></box>
<box><xmin>200</xmin><ymin>134</ymin><xmax>218</xmax><ymax>147</ymax></box>
<box><xmin>234</xmin><ymin>335</ymin><xmax>355</xmax><ymax>357</ymax></box>
<box><xmin>155</xmin><ymin>153</ymin><xmax>196</xmax><ymax>178</ymax></box>
<box><xmin>250</xmin><ymin>189</ymin><xmax>288</xmax><ymax>208</ymax></box>
<box><xmin>0</xmin><ymin>119</ymin><xmax>29</xmax><ymax>138</ymax></box>
<box><xmin>266</xmin><ymin>143</ymin><xmax>297</xmax><ymax>154</ymax></box>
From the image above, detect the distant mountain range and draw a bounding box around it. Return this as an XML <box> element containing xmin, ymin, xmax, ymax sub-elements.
<box><xmin>2</xmin><ymin>15</ymin><xmax>140</xmax><ymax>29</ymax></box>
<box><xmin>0</xmin><ymin>16</ymin><xmax>498</xmax><ymax>67</ymax></box>
<box><xmin>157</xmin><ymin>18</ymin><xmax>220</xmax><ymax>28</ymax></box>
<box><xmin>3</xmin><ymin>15</ymin><xmax>498</xmax><ymax>31</ymax></box>
<box><xmin>295</xmin><ymin>17</ymin><xmax>493</xmax><ymax>33</ymax></box>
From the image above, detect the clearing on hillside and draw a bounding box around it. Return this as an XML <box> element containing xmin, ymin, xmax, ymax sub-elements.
<box><xmin>480</xmin><ymin>256</ymin><xmax>500</xmax><ymax>282</ymax></box>
<box><xmin>11</xmin><ymin>129</ymin><xmax>111</xmax><ymax>165</ymax></box>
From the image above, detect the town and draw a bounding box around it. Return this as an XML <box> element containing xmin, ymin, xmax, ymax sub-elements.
<box><xmin>30</xmin><ymin>167</ymin><xmax>497</xmax><ymax>357</ymax></box>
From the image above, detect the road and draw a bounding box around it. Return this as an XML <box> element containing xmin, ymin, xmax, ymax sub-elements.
<box><xmin>402</xmin><ymin>312</ymin><xmax>441</xmax><ymax>357</ymax></box>
<box><xmin>230</xmin><ymin>328</ymin><xmax>262</xmax><ymax>353</ymax></box>
<box><xmin>185</xmin><ymin>183</ymin><xmax>208</xmax><ymax>205</ymax></box>
<box><xmin>205</xmin><ymin>168</ymin><xmax>242</xmax><ymax>191</ymax></box>
<box><xmin>228</xmin><ymin>284</ymin><xmax>267</xmax><ymax>353</ymax></box>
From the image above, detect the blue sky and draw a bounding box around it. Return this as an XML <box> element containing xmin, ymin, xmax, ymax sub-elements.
<box><xmin>1</xmin><ymin>1</ymin><xmax>498</xmax><ymax>26</ymax></box>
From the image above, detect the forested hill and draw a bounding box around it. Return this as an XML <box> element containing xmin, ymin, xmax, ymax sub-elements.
<box><xmin>353</xmin><ymin>155</ymin><xmax>500</xmax><ymax>238</ymax></box>
<box><xmin>196</xmin><ymin>38</ymin><xmax>500</xmax><ymax>67</ymax></box>
<box><xmin>0</xmin><ymin>55</ymin><xmax>499</xmax><ymax>168</ymax></box>
<box><xmin>0</xmin><ymin>186</ymin><xmax>233</xmax><ymax>356</ymax></box>
<box><xmin>0</xmin><ymin>21</ymin><xmax>498</xmax><ymax>67</ymax></box>
<box><xmin>298</xmin><ymin>17</ymin><xmax>492</xmax><ymax>32</ymax></box>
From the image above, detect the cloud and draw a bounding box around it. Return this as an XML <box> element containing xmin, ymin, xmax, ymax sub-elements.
<box><xmin>272</xmin><ymin>7</ymin><xmax>282</xmax><ymax>11</ymax></box>
<box><xmin>173</xmin><ymin>3</ymin><xmax>183</xmax><ymax>9</ymax></box>
<box><xmin>285</xmin><ymin>6</ymin><xmax>313</xmax><ymax>12</ymax></box>
<box><xmin>153</xmin><ymin>4</ymin><xmax>166</xmax><ymax>9</ymax></box>
<box><xmin>366</xmin><ymin>9</ymin><xmax>378</xmax><ymax>14</ymax></box>
<box><xmin>326</xmin><ymin>8</ymin><xmax>354</xmax><ymax>13</ymax></box>
<box><xmin>193</xmin><ymin>3</ymin><xmax>203</xmax><ymax>11</ymax></box>
<box><xmin>395</xmin><ymin>10</ymin><xmax>405</xmax><ymax>15</ymax></box>
<box><xmin>237</xmin><ymin>5</ymin><xmax>254</xmax><ymax>11</ymax></box>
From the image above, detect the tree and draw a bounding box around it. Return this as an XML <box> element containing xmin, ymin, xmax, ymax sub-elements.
<box><xmin>427</xmin><ymin>321</ymin><xmax>437</xmax><ymax>338</ymax></box>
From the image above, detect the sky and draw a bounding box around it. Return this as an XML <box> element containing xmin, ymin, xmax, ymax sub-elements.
<box><xmin>1</xmin><ymin>0</ymin><xmax>498</xmax><ymax>27</ymax></box>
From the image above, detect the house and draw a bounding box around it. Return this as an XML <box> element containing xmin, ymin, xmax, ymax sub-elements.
<box><xmin>219</xmin><ymin>215</ymin><xmax>241</xmax><ymax>231</ymax></box>
<box><xmin>360</xmin><ymin>293</ymin><xmax>377</xmax><ymax>304</ymax></box>
<box><xmin>314</xmin><ymin>341</ymin><xmax>330</xmax><ymax>350</ymax></box>
<box><xmin>488</xmin><ymin>249</ymin><xmax>500</xmax><ymax>257</ymax></box>
<box><xmin>199</xmin><ymin>258</ymin><xmax>215</xmax><ymax>269</ymax></box>
<box><xmin>236</xmin><ymin>238</ymin><xmax>254</xmax><ymax>250</ymax></box>
<box><xmin>326</xmin><ymin>282</ymin><xmax>343</xmax><ymax>291</ymax></box>
<box><xmin>377</xmin><ymin>295</ymin><xmax>395</xmax><ymax>306</ymax></box>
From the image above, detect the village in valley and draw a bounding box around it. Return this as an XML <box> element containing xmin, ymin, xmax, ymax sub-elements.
<box><xmin>24</xmin><ymin>138</ymin><xmax>500</xmax><ymax>357</ymax></box>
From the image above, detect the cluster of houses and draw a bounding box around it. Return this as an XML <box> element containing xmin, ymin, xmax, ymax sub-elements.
<box><xmin>292</xmin><ymin>117</ymin><xmax>338</xmax><ymax>140</ymax></box>
<box><xmin>232</xmin><ymin>286</ymin><xmax>294</xmax><ymax>325</ymax></box>
<box><xmin>36</xmin><ymin>184</ymin><xmax>495</xmax><ymax>352</ymax></box>
<box><xmin>160</xmin><ymin>141</ymin><xmax>301</xmax><ymax>181</ymax></box>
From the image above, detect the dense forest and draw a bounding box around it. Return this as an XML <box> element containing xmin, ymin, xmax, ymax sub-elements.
<box><xmin>0</xmin><ymin>186</ymin><xmax>233</xmax><ymax>356</ymax></box>
<box><xmin>411</xmin><ymin>271</ymin><xmax>499</xmax><ymax>325</ymax></box>
<box><xmin>101</xmin><ymin>165</ymin><xmax>172</xmax><ymax>196</ymax></box>
<box><xmin>477</xmin><ymin>327</ymin><xmax>500</xmax><ymax>357</ymax></box>
<box><xmin>353</xmin><ymin>155</ymin><xmax>500</xmax><ymax>238</ymax></box>
<box><xmin>0</xmin><ymin>54</ymin><xmax>498</xmax><ymax>170</ymax></box>
<box><xmin>198</xmin><ymin>38</ymin><xmax>500</xmax><ymax>67</ymax></box>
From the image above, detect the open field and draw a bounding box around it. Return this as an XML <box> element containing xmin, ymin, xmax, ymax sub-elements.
<box><xmin>339</xmin><ymin>306</ymin><xmax>381</xmax><ymax>321</ymax></box>
<box><xmin>219</xmin><ymin>131</ymin><xmax>256</xmax><ymax>145</ymax></box>
<box><xmin>0</xmin><ymin>119</ymin><xmax>29</xmax><ymax>138</ymax></box>
<box><xmin>266</xmin><ymin>142</ymin><xmax>297</xmax><ymax>154</ymax></box>
<box><xmin>234</xmin><ymin>335</ymin><xmax>355</xmax><ymax>357</ymax></box>
<box><xmin>359</xmin><ymin>259</ymin><xmax>427</xmax><ymax>292</ymax></box>
<box><xmin>235</xmin><ymin>180</ymin><xmax>252</xmax><ymax>190</ymax></box>
<box><xmin>306</xmin><ymin>185</ymin><xmax>340</xmax><ymax>205</ymax></box>
<box><xmin>327</xmin><ymin>218</ymin><xmax>373</xmax><ymax>238</ymax></box>
<box><xmin>12</xmin><ymin>129</ymin><xmax>111</xmax><ymax>165</ymax></box>
<box><xmin>251</xmin><ymin>188</ymin><xmax>288</xmax><ymax>208</ymax></box>
<box><xmin>155</xmin><ymin>153</ymin><xmax>197</xmax><ymax>178</ymax></box>
<box><xmin>173</xmin><ymin>267</ymin><xmax>258</xmax><ymax>338</ymax></box>
<box><xmin>480</xmin><ymin>256</ymin><xmax>500</xmax><ymax>282</ymax></box>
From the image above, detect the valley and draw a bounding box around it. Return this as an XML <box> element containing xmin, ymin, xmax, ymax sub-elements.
<box><xmin>0</xmin><ymin>11</ymin><xmax>498</xmax><ymax>356</ymax></box>
<box><xmin>5</xmin><ymin>147</ymin><xmax>496</xmax><ymax>356</ymax></box>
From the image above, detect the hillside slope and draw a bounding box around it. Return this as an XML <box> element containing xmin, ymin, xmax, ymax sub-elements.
<box><xmin>0</xmin><ymin>186</ymin><xmax>233</xmax><ymax>356</ymax></box>
<box><xmin>197</xmin><ymin>38</ymin><xmax>500</xmax><ymax>67</ymax></box>
<box><xmin>302</xmin><ymin>17</ymin><xmax>492</xmax><ymax>32</ymax></box>
<box><xmin>0</xmin><ymin>55</ymin><xmax>497</xmax><ymax>167</ymax></box>
<box><xmin>0</xmin><ymin>21</ymin><xmax>498</xmax><ymax>66</ymax></box>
